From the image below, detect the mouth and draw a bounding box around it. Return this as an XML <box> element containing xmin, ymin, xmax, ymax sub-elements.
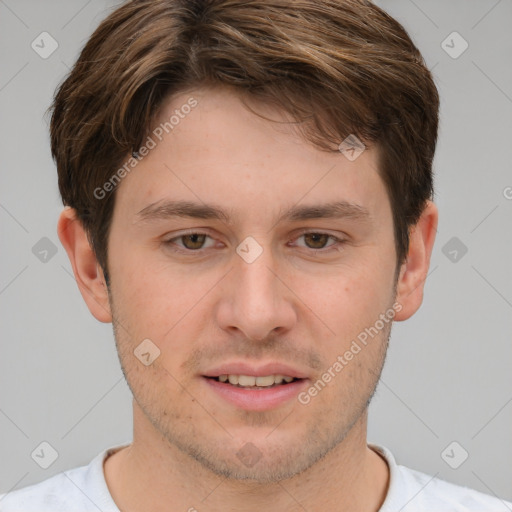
<box><xmin>201</xmin><ymin>366</ymin><xmax>309</xmax><ymax>411</ymax></box>
<box><xmin>205</xmin><ymin>374</ymin><xmax>301</xmax><ymax>389</ymax></box>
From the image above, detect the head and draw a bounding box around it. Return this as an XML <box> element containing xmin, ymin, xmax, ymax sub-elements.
<box><xmin>54</xmin><ymin>0</ymin><xmax>438</xmax><ymax>482</ymax></box>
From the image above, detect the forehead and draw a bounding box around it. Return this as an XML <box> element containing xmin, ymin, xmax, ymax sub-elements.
<box><xmin>113</xmin><ymin>87</ymin><xmax>389</xmax><ymax>225</ymax></box>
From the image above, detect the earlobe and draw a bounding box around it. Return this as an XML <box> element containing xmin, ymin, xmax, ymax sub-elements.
<box><xmin>57</xmin><ymin>207</ymin><xmax>112</xmax><ymax>323</ymax></box>
<box><xmin>394</xmin><ymin>201</ymin><xmax>438</xmax><ymax>321</ymax></box>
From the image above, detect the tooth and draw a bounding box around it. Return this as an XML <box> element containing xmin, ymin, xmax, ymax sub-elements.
<box><xmin>222</xmin><ymin>374</ymin><xmax>296</xmax><ymax>386</ymax></box>
<box><xmin>238</xmin><ymin>375</ymin><xmax>256</xmax><ymax>386</ymax></box>
<box><xmin>255</xmin><ymin>375</ymin><xmax>276</xmax><ymax>387</ymax></box>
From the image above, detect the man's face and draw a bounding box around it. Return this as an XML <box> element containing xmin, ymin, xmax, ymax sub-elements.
<box><xmin>105</xmin><ymin>87</ymin><xmax>398</xmax><ymax>481</ymax></box>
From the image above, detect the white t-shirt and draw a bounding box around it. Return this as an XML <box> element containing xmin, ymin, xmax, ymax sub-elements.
<box><xmin>1</xmin><ymin>443</ymin><xmax>510</xmax><ymax>511</ymax></box>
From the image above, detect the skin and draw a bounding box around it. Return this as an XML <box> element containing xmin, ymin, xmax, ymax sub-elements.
<box><xmin>58</xmin><ymin>86</ymin><xmax>437</xmax><ymax>512</ymax></box>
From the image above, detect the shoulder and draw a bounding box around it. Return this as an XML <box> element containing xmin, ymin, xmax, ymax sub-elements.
<box><xmin>394</xmin><ymin>464</ymin><xmax>511</xmax><ymax>511</ymax></box>
<box><xmin>370</xmin><ymin>443</ymin><xmax>512</xmax><ymax>512</ymax></box>
<box><xmin>0</xmin><ymin>466</ymin><xmax>93</xmax><ymax>512</ymax></box>
<box><xmin>0</xmin><ymin>445</ymin><xmax>126</xmax><ymax>512</ymax></box>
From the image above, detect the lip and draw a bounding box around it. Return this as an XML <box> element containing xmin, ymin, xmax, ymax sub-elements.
<box><xmin>203</xmin><ymin>376</ymin><xmax>309</xmax><ymax>411</ymax></box>
<box><xmin>202</xmin><ymin>361</ymin><xmax>309</xmax><ymax>379</ymax></box>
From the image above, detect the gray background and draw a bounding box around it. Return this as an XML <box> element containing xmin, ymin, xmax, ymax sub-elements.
<box><xmin>1</xmin><ymin>0</ymin><xmax>511</xmax><ymax>504</ymax></box>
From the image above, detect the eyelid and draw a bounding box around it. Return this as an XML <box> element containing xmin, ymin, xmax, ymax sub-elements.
<box><xmin>289</xmin><ymin>229</ymin><xmax>346</xmax><ymax>250</ymax></box>
<box><xmin>163</xmin><ymin>229</ymin><xmax>217</xmax><ymax>249</ymax></box>
<box><xmin>291</xmin><ymin>227</ymin><xmax>345</xmax><ymax>239</ymax></box>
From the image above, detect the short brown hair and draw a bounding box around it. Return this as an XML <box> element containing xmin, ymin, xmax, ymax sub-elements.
<box><xmin>50</xmin><ymin>0</ymin><xmax>439</xmax><ymax>284</ymax></box>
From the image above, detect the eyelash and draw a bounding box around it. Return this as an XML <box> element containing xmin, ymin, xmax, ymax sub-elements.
<box><xmin>162</xmin><ymin>229</ymin><xmax>345</xmax><ymax>255</ymax></box>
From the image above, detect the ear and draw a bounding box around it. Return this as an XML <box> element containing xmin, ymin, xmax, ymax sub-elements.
<box><xmin>394</xmin><ymin>200</ymin><xmax>438</xmax><ymax>321</ymax></box>
<box><xmin>57</xmin><ymin>207</ymin><xmax>112</xmax><ymax>323</ymax></box>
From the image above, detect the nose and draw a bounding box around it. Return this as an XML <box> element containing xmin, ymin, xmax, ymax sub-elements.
<box><xmin>215</xmin><ymin>242</ymin><xmax>297</xmax><ymax>342</ymax></box>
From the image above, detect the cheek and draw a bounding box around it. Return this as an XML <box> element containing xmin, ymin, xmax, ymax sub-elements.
<box><xmin>114</xmin><ymin>248</ymin><xmax>191</xmax><ymax>310</ymax></box>
<box><xmin>311</xmin><ymin>266</ymin><xmax>393</xmax><ymax>331</ymax></box>
<box><xmin>111</xmin><ymin>255</ymin><xmax>217</xmax><ymax>353</ymax></box>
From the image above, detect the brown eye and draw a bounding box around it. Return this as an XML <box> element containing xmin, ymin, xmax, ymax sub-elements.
<box><xmin>163</xmin><ymin>231</ymin><xmax>218</xmax><ymax>254</ymax></box>
<box><xmin>292</xmin><ymin>231</ymin><xmax>344</xmax><ymax>253</ymax></box>
<box><xmin>180</xmin><ymin>233</ymin><xmax>207</xmax><ymax>250</ymax></box>
<box><xmin>303</xmin><ymin>233</ymin><xmax>331</xmax><ymax>249</ymax></box>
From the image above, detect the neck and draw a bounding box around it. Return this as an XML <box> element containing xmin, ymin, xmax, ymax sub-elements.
<box><xmin>104</xmin><ymin>403</ymin><xmax>389</xmax><ymax>512</ymax></box>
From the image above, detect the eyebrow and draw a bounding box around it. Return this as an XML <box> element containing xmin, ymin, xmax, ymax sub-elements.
<box><xmin>134</xmin><ymin>199</ymin><xmax>371</xmax><ymax>226</ymax></box>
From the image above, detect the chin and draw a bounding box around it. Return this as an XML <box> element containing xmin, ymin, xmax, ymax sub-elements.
<box><xmin>166</xmin><ymin>428</ymin><xmax>341</xmax><ymax>484</ymax></box>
